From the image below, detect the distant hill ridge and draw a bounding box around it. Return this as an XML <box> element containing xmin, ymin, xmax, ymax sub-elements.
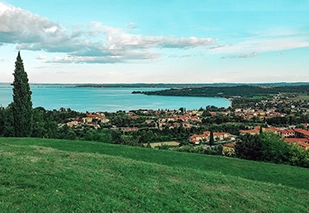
<box><xmin>139</xmin><ymin>84</ymin><xmax>309</xmax><ymax>98</ymax></box>
<box><xmin>1</xmin><ymin>81</ymin><xmax>309</xmax><ymax>88</ymax></box>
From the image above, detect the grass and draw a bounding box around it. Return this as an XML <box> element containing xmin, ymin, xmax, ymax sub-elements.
<box><xmin>1</xmin><ymin>137</ymin><xmax>309</xmax><ymax>212</ymax></box>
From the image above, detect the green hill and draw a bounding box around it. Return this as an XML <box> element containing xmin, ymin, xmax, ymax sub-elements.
<box><xmin>1</xmin><ymin>138</ymin><xmax>308</xmax><ymax>212</ymax></box>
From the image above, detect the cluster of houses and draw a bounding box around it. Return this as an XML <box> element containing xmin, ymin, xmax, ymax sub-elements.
<box><xmin>189</xmin><ymin>125</ymin><xmax>309</xmax><ymax>157</ymax></box>
<box><xmin>190</xmin><ymin>131</ymin><xmax>234</xmax><ymax>145</ymax></box>
<box><xmin>64</xmin><ymin>108</ymin><xmax>309</xmax><ymax>152</ymax></box>
<box><xmin>158</xmin><ymin>111</ymin><xmax>202</xmax><ymax>130</ymax></box>
<box><xmin>234</xmin><ymin>108</ymin><xmax>286</xmax><ymax>120</ymax></box>
<box><xmin>66</xmin><ymin>113</ymin><xmax>110</xmax><ymax>129</ymax></box>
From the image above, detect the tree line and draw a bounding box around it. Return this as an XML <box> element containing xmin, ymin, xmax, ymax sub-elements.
<box><xmin>141</xmin><ymin>85</ymin><xmax>309</xmax><ymax>98</ymax></box>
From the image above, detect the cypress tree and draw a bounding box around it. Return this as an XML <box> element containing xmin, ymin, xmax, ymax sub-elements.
<box><xmin>259</xmin><ymin>125</ymin><xmax>263</xmax><ymax>134</ymax></box>
<box><xmin>209</xmin><ymin>130</ymin><xmax>214</xmax><ymax>146</ymax></box>
<box><xmin>12</xmin><ymin>51</ymin><xmax>33</xmax><ymax>137</ymax></box>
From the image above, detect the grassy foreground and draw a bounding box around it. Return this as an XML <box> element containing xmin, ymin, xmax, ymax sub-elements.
<box><xmin>1</xmin><ymin>138</ymin><xmax>309</xmax><ymax>212</ymax></box>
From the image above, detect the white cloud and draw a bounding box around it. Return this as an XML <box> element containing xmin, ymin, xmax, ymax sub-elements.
<box><xmin>221</xmin><ymin>52</ymin><xmax>258</xmax><ymax>59</ymax></box>
<box><xmin>0</xmin><ymin>2</ymin><xmax>216</xmax><ymax>64</ymax></box>
<box><xmin>47</xmin><ymin>52</ymin><xmax>159</xmax><ymax>64</ymax></box>
<box><xmin>126</xmin><ymin>22</ymin><xmax>137</xmax><ymax>29</ymax></box>
<box><xmin>211</xmin><ymin>35</ymin><xmax>309</xmax><ymax>57</ymax></box>
<box><xmin>36</xmin><ymin>54</ymin><xmax>46</xmax><ymax>60</ymax></box>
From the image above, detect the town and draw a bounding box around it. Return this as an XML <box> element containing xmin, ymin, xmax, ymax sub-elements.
<box><xmin>64</xmin><ymin>93</ymin><xmax>309</xmax><ymax>154</ymax></box>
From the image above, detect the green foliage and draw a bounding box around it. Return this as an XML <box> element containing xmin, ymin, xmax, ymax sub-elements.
<box><xmin>235</xmin><ymin>132</ymin><xmax>309</xmax><ymax>167</ymax></box>
<box><xmin>0</xmin><ymin>104</ymin><xmax>15</xmax><ymax>137</ymax></box>
<box><xmin>11</xmin><ymin>51</ymin><xmax>33</xmax><ymax>137</ymax></box>
<box><xmin>157</xmin><ymin>144</ymin><xmax>170</xmax><ymax>150</ymax></box>
<box><xmin>259</xmin><ymin>132</ymin><xmax>289</xmax><ymax>164</ymax></box>
<box><xmin>235</xmin><ymin>134</ymin><xmax>262</xmax><ymax>160</ymax></box>
<box><xmin>143</xmin><ymin>85</ymin><xmax>309</xmax><ymax>98</ymax></box>
<box><xmin>287</xmin><ymin>143</ymin><xmax>309</xmax><ymax>167</ymax></box>
<box><xmin>83</xmin><ymin>129</ymin><xmax>113</xmax><ymax>143</ymax></box>
<box><xmin>175</xmin><ymin>145</ymin><xmax>222</xmax><ymax>155</ymax></box>
<box><xmin>58</xmin><ymin>125</ymin><xmax>77</xmax><ymax>140</ymax></box>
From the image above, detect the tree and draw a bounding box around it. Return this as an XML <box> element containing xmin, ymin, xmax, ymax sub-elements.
<box><xmin>259</xmin><ymin>132</ymin><xmax>289</xmax><ymax>164</ymax></box>
<box><xmin>0</xmin><ymin>104</ymin><xmax>15</xmax><ymax>137</ymax></box>
<box><xmin>12</xmin><ymin>51</ymin><xmax>33</xmax><ymax>137</ymax></box>
<box><xmin>259</xmin><ymin>125</ymin><xmax>263</xmax><ymax>134</ymax></box>
<box><xmin>235</xmin><ymin>134</ymin><xmax>262</xmax><ymax>160</ymax></box>
<box><xmin>209</xmin><ymin>130</ymin><xmax>214</xmax><ymax>146</ymax></box>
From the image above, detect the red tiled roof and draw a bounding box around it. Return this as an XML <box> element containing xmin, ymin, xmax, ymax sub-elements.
<box><xmin>279</xmin><ymin>129</ymin><xmax>295</xmax><ymax>135</ymax></box>
<box><xmin>298</xmin><ymin>142</ymin><xmax>309</xmax><ymax>149</ymax></box>
<box><xmin>240</xmin><ymin>129</ymin><xmax>259</xmax><ymax>134</ymax></box>
<box><xmin>223</xmin><ymin>142</ymin><xmax>236</xmax><ymax>148</ymax></box>
<box><xmin>86</xmin><ymin>113</ymin><xmax>98</xmax><ymax>118</ymax></box>
<box><xmin>264</xmin><ymin>127</ymin><xmax>279</xmax><ymax>132</ymax></box>
<box><xmin>294</xmin><ymin>128</ymin><xmax>309</xmax><ymax>137</ymax></box>
<box><xmin>285</xmin><ymin>138</ymin><xmax>309</xmax><ymax>143</ymax></box>
<box><xmin>210</xmin><ymin>112</ymin><xmax>216</xmax><ymax>116</ymax></box>
<box><xmin>214</xmin><ymin>132</ymin><xmax>230</xmax><ymax>136</ymax></box>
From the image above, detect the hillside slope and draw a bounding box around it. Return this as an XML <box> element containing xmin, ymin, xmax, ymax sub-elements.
<box><xmin>1</xmin><ymin>138</ymin><xmax>308</xmax><ymax>212</ymax></box>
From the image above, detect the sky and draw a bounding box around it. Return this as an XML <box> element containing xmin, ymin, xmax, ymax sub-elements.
<box><xmin>0</xmin><ymin>0</ymin><xmax>309</xmax><ymax>83</ymax></box>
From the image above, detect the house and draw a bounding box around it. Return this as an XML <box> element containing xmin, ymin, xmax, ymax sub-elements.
<box><xmin>130</xmin><ymin>115</ymin><xmax>139</xmax><ymax>119</ymax></box>
<box><xmin>239</xmin><ymin>126</ymin><xmax>260</xmax><ymax>135</ymax></box>
<box><xmin>209</xmin><ymin>112</ymin><xmax>216</xmax><ymax>116</ymax></box>
<box><xmin>263</xmin><ymin>127</ymin><xmax>279</xmax><ymax>134</ymax></box>
<box><xmin>190</xmin><ymin>131</ymin><xmax>210</xmax><ymax>145</ymax></box>
<box><xmin>222</xmin><ymin>142</ymin><xmax>236</xmax><ymax>156</ymax></box>
<box><xmin>66</xmin><ymin>119</ymin><xmax>81</xmax><ymax>127</ymax></box>
<box><xmin>285</xmin><ymin>138</ymin><xmax>309</xmax><ymax>150</ymax></box>
<box><xmin>182</xmin><ymin>122</ymin><xmax>191</xmax><ymax>129</ymax></box>
<box><xmin>190</xmin><ymin>131</ymin><xmax>232</xmax><ymax>145</ymax></box>
<box><xmin>278</xmin><ymin>129</ymin><xmax>295</xmax><ymax>138</ymax></box>
<box><xmin>145</xmin><ymin>119</ymin><xmax>154</xmax><ymax>124</ymax></box>
<box><xmin>83</xmin><ymin>113</ymin><xmax>110</xmax><ymax>123</ymax></box>
<box><xmin>81</xmin><ymin>113</ymin><xmax>110</xmax><ymax>128</ymax></box>
<box><xmin>213</xmin><ymin>132</ymin><xmax>232</xmax><ymax>140</ymax></box>
<box><xmin>293</xmin><ymin>128</ymin><xmax>309</xmax><ymax>139</ymax></box>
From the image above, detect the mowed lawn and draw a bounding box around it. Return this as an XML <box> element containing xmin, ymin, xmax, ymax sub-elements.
<box><xmin>0</xmin><ymin>138</ymin><xmax>309</xmax><ymax>212</ymax></box>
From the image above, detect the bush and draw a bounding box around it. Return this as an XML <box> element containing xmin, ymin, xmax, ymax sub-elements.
<box><xmin>235</xmin><ymin>132</ymin><xmax>309</xmax><ymax>168</ymax></box>
<box><xmin>235</xmin><ymin>134</ymin><xmax>262</xmax><ymax>160</ymax></box>
<box><xmin>259</xmin><ymin>132</ymin><xmax>289</xmax><ymax>164</ymax></box>
<box><xmin>287</xmin><ymin>143</ymin><xmax>309</xmax><ymax>167</ymax></box>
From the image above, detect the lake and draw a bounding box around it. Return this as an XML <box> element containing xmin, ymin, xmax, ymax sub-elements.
<box><xmin>0</xmin><ymin>84</ymin><xmax>230</xmax><ymax>112</ymax></box>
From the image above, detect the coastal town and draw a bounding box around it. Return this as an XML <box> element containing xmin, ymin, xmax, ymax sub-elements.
<box><xmin>64</xmin><ymin>93</ymin><xmax>309</xmax><ymax>152</ymax></box>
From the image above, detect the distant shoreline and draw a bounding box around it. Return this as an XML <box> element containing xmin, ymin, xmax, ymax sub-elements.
<box><xmin>1</xmin><ymin>82</ymin><xmax>309</xmax><ymax>88</ymax></box>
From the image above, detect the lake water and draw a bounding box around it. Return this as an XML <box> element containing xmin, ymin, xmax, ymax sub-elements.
<box><xmin>0</xmin><ymin>84</ymin><xmax>230</xmax><ymax>112</ymax></box>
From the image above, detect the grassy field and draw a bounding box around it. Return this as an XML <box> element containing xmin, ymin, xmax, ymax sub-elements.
<box><xmin>1</xmin><ymin>138</ymin><xmax>309</xmax><ymax>212</ymax></box>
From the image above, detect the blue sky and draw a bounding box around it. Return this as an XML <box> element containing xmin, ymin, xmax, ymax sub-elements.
<box><xmin>0</xmin><ymin>0</ymin><xmax>309</xmax><ymax>83</ymax></box>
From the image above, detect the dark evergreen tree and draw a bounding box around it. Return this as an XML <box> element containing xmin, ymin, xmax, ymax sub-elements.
<box><xmin>12</xmin><ymin>51</ymin><xmax>33</xmax><ymax>137</ymax></box>
<box><xmin>209</xmin><ymin>130</ymin><xmax>214</xmax><ymax>146</ymax></box>
<box><xmin>259</xmin><ymin>125</ymin><xmax>263</xmax><ymax>134</ymax></box>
